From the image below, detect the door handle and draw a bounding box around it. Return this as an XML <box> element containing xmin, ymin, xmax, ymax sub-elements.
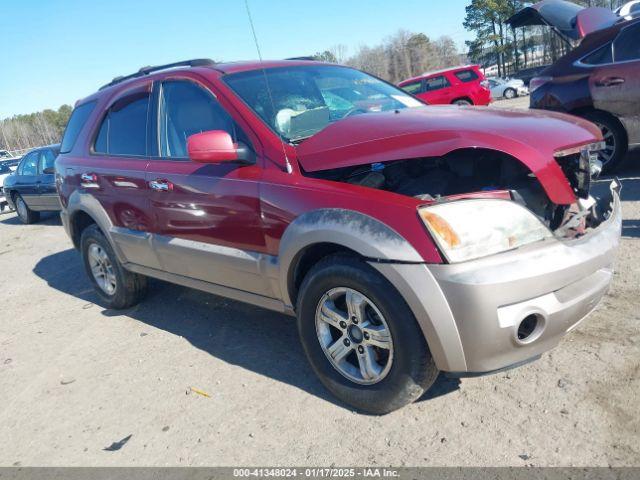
<box><xmin>80</xmin><ymin>173</ymin><xmax>99</xmax><ymax>188</ymax></box>
<box><xmin>595</xmin><ymin>77</ymin><xmax>625</xmax><ymax>87</ymax></box>
<box><xmin>149</xmin><ymin>178</ymin><xmax>173</xmax><ymax>192</ymax></box>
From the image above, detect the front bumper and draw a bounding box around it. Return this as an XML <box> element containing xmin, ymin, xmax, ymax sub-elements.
<box><xmin>372</xmin><ymin>183</ymin><xmax>622</xmax><ymax>373</ymax></box>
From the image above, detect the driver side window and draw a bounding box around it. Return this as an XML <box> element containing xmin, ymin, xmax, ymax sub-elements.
<box><xmin>158</xmin><ymin>80</ymin><xmax>237</xmax><ymax>158</ymax></box>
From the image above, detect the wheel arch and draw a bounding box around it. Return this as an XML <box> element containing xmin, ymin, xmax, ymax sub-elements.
<box><xmin>278</xmin><ymin>209</ymin><xmax>424</xmax><ymax>309</ymax></box>
<box><xmin>569</xmin><ymin>107</ymin><xmax>629</xmax><ymax>141</ymax></box>
<box><xmin>451</xmin><ymin>96</ymin><xmax>473</xmax><ymax>105</ymax></box>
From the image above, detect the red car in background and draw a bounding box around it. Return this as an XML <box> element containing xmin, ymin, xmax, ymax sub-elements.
<box><xmin>398</xmin><ymin>65</ymin><xmax>492</xmax><ymax>106</ymax></box>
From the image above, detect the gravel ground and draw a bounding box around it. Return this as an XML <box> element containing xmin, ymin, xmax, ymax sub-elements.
<box><xmin>0</xmin><ymin>100</ymin><xmax>638</xmax><ymax>466</ymax></box>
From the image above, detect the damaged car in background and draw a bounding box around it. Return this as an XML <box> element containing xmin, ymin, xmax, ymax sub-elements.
<box><xmin>508</xmin><ymin>0</ymin><xmax>640</xmax><ymax>172</ymax></box>
<box><xmin>56</xmin><ymin>60</ymin><xmax>621</xmax><ymax>414</ymax></box>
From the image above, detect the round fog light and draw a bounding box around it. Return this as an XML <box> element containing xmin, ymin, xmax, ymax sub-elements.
<box><xmin>516</xmin><ymin>314</ymin><xmax>545</xmax><ymax>344</ymax></box>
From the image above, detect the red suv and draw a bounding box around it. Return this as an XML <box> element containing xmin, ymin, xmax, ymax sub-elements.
<box><xmin>398</xmin><ymin>65</ymin><xmax>492</xmax><ymax>106</ymax></box>
<box><xmin>56</xmin><ymin>59</ymin><xmax>620</xmax><ymax>414</ymax></box>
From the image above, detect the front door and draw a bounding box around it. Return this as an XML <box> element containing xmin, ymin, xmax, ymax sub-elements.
<box><xmin>145</xmin><ymin>78</ymin><xmax>268</xmax><ymax>296</ymax></box>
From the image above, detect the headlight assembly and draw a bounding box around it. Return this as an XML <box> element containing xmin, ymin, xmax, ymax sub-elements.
<box><xmin>418</xmin><ymin>199</ymin><xmax>552</xmax><ymax>263</ymax></box>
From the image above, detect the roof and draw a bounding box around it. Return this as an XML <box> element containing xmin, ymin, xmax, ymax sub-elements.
<box><xmin>211</xmin><ymin>59</ymin><xmax>335</xmax><ymax>74</ymax></box>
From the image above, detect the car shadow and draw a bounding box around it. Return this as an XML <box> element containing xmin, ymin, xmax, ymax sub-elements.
<box><xmin>33</xmin><ymin>249</ymin><xmax>459</xmax><ymax>412</ymax></box>
<box><xmin>0</xmin><ymin>211</ymin><xmax>61</xmax><ymax>226</ymax></box>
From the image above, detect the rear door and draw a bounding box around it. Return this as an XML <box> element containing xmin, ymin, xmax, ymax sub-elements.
<box><xmin>145</xmin><ymin>76</ymin><xmax>268</xmax><ymax>295</ymax></box>
<box><xmin>590</xmin><ymin>22</ymin><xmax>640</xmax><ymax>144</ymax></box>
<box><xmin>86</xmin><ymin>81</ymin><xmax>159</xmax><ymax>269</ymax></box>
<box><xmin>421</xmin><ymin>75</ymin><xmax>453</xmax><ymax>104</ymax></box>
<box><xmin>37</xmin><ymin>147</ymin><xmax>61</xmax><ymax>210</ymax></box>
<box><xmin>13</xmin><ymin>151</ymin><xmax>40</xmax><ymax>208</ymax></box>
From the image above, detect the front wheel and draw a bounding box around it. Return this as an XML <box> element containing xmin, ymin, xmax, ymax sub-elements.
<box><xmin>503</xmin><ymin>88</ymin><xmax>516</xmax><ymax>99</ymax></box>
<box><xmin>80</xmin><ymin>224</ymin><xmax>147</xmax><ymax>309</ymax></box>
<box><xmin>453</xmin><ymin>99</ymin><xmax>472</xmax><ymax>106</ymax></box>
<box><xmin>14</xmin><ymin>194</ymin><xmax>40</xmax><ymax>224</ymax></box>
<box><xmin>296</xmin><ymin>255</ymin><xmax>439</xmax><ymax>414</ymax></box>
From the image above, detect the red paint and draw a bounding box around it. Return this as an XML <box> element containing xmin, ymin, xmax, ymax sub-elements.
<box><xmin>398</xmin><ymin>65</ymin><xmax>491</xmax><ymax>106</ymax></box>
<box><xmin>57</xmin><ymin>61</ymin><xmax>600</xmax><ymax>265</ymax></box>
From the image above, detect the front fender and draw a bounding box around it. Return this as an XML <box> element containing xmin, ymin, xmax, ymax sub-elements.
<box><xmin>277</xmin><ymin>208</ymin><xmax>467</xmax><ymax>372</ymax></box>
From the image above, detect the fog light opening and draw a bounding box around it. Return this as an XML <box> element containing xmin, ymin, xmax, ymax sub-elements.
<box><xmin>517</xmin><ymin>314</ymin><xmax>544</xmax><ymax>343</ymax></box>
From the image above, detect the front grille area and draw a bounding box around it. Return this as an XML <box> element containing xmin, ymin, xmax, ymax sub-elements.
<box><xmin>555</xmin><ymin>151</ymin><xmax>590</xmax><ymax>199</ymax></box>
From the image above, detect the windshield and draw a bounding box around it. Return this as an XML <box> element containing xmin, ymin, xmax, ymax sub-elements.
<box><xmin>224</xmin><ymin>65</ymin><xmax>424</xmax><ymax>143</ymax></box>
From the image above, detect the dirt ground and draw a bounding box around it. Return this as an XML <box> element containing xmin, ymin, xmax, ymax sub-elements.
<box><xmin>0</xmin><ymin>99</ymin><xmax>639</xmax><ymax>466</ymax></box>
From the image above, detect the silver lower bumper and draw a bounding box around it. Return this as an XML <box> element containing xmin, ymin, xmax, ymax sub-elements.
<box><xmin>372</xmin><ymin>184</ymin><xmax>622</xmax><ymax>373</ymax></box>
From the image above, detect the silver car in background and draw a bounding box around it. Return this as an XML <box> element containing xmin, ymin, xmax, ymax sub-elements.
<box><xmin>489</xmin><ymin>77</ymin><xmax>529</xmax><ymax>99</ymax></box>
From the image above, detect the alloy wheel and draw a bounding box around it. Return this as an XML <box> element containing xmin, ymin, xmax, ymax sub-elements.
<box><xmin>595</xmin><ymin>122</ymin><xmax>616</xmax><ymax>166</ymax></box>
<box><xmin>88</xmin><ymin>243</ymin><xmax>117</xmax><ymax>295</ymax></box>
<box><xmin>315</xmin><ymin>287</ymin><xmax>394</xmax><ymax>385</ymax></box>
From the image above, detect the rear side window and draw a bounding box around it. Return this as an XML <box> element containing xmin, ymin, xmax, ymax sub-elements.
<box><xmin>401</xmin><ymin>81</ymin><xmax>423</xmax><ymax>95</ymax></box>
<box><xmin>60</xmin><ymin>101</ymin><xmax>96</xmax><ymax>154</ymax></box>
<box><xmin>455</xmin><ymin>69</ymin><xmax>479</xmax><ymax>82</ymax></box>
<box><xmin>582</xmin><ymin>43</ymin><xmax>613</xmax><ymax>65</ymax></box>
<box><xmin>95</xmin><ymin>89</ymin><xmax>150</xmax><ymax>156</ymax></box>
<box><xmin>613</xmin><ymin>23</ymin><xmax>640</xmax><ymax>62</ymax></box>
<box><xmin>425</xmin><ymin>75</ymin><xmax>451</xmax><ymax>92</ymax></box>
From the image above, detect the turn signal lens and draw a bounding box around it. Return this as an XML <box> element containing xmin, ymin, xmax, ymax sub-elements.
<box><xmin>419</xmin><ymin>210</ymin><xmax>460</xmax><ymax>248</ymax></box>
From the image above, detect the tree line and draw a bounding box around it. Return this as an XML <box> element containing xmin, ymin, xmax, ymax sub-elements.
<box><xmin>0</xmin><ymin>105</ymin><xmax>72</xmax><ymax>156</ymax></box>
<box><xmin>464</xmin><ymin>0</ymin><xmax>627</xmax><ymax>77</ymax></box>
<box><xmin>314</xmin><ymin>30</ymin><xmax>464</xmax><ymax>84</ymax></box>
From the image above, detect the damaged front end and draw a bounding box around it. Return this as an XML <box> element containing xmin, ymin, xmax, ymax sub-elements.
<box><xmin>308</xmin><ymin>143</ymin><xmax>618</xmax><ymax>262</ymax></box>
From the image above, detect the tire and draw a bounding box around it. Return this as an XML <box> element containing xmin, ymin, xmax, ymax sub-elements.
<box><xmin>503</xmin><ymin>88</ymin><xmax>516</xmax><ymax>99</ymax></box>
<box><xmin>14</xmin><ymin>193</ymin><xmax>40</xmax><ymax>224</ymax></box>
<box><xmin>582</xmin><ymin>111</ymin><xmax>628</xmax><ymax>173</ymax></box>
<box><xmin>80</xmin><ymin>224</ymin><xmax>147</xmax><ymax>309</ymax></box>
<box><xmin>453</xmin><ymin>99</ymin><xmax>472</xmax><ymax>106</ymax></box>
<box><xmin>296</xmin><ymin>254</ymin><xmax>439</xmax><ymax>414</ymax></box>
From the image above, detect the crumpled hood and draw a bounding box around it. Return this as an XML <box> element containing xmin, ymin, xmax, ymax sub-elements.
<box><xmin>296</xmin><ymin>106</ymin><xmax>601</xmax><ymax>172</ymax></box>
<box><xmin>296</xmin><ymin>106</ymin><xmax>602</xmax><ymax>205</ymax></box>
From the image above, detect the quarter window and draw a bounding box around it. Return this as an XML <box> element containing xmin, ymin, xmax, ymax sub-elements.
<box><xmin>582</xmin><ymin>43</ymin><xmax>613</xmax><ymax>65</ymax></box>
<box><xmin>401</xmin><ymin>81</ymin><xmax>424</xmax><ymax>95</ymax></box>
<box><xmin>613</xmin><ymin>24</ymin><xmax>640</xmax><ymax>62</ymax></box>
<box><xmin>425</xmin><ymin>75</ymin><xmax>451</xmax><ymax>92</ymax></box>
<box><xmin>94</xmin><ymin>89</ymin><xmax>150</xmax><ymax>156</ymax></box>
<box><xmin>60</xmin><ymin>101</ymin><xmax>96</xmax><ymax>154</ymax></box>
<box><xmin>158</xmin><ymin>80</ymin><xmax>236</xmax><ymax>158</ymax></box>
<box><xmin>455</xmin><ymin>70</ymin><xmax>479</xmax><ymax>82</ymax></box>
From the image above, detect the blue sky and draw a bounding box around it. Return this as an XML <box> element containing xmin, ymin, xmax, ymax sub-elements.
<box><xmin>0</xmin><ymin>0</ymin><xmax>472</xmax><ymax>118</ymax></box>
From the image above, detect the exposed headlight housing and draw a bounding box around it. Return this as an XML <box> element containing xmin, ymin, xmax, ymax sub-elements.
<box><xmin>419</xmin><ymin>199</ymin><xmax>552</xmax><ymax>263</ymax></box>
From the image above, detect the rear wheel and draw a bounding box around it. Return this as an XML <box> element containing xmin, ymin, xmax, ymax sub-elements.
<box><xmin>14</xmin><ymin>194</ymin><xmax>40</xmax><ymax>224</ymax></box>
<box><xmin>80</xmin><ymin>224</ymin><xmax>147</xmax><ymax>309</ymax></box>
<box><xmin>296</xmin><ymin>255</ymin><xmax>439</xmax><ymax>414</ymax></box>
<box><xmin>503</xmin><ymin>88</ymin><xmax>516</xmax><ymax>99</ymax></box>
<box><xmin>582</xmin><ymin>111</ymin><xmax>628</xmax><ymax>173</ymax></box>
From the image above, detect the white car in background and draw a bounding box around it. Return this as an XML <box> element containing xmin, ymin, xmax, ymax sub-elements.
<box><xmin>488</xmin><ymin>77</ymin><xmax>529</xmax><ymax>99</ymax></box>
<box><xmin>615</xmin><ymin>0</ymin><xmax>640</xmax><ymax>19</ymax></box>
<box><xmin>0</xmin><ymin>158</ymin><xmax>20</xmax><ymax>213</ymax></box>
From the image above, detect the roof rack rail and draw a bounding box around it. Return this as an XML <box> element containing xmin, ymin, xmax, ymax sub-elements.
<box><xmin>99</xmin><ymin>58</ymin><xmax>216</xmax><ymax>90</ymax></box>
<box><xmin>285</xmin><ymin>56</ymin><xmax>316</xmax><ymax>61</ymax></box>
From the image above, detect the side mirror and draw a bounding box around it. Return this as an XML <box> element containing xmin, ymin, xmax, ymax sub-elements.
<box><xmin>187</xmin><ymin>130</ymin><xmax>254</xmax><ymax>164</ymax></box>
<box><xmin>43</xmin><ymin>167</ymin><xmax>55</xmax><ymax>175</ymax></box>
